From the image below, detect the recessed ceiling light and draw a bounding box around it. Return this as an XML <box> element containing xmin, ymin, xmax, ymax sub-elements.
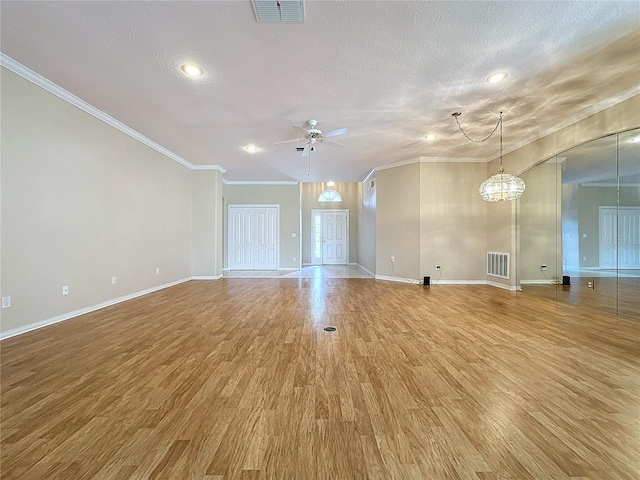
<box><xmin>244</xmin><ymin>145</ymin><xmax>259</xmax><ymax>153</ymax></box>
<box><xmin>181</xmin><ymin>64</ymin><xmax>203</xmax><ymax>77</ymax></box>
<box><xmin>424</xmin><ymin>134</ymin><xmax>436</xmax><ymax>142</ymax></box>
<box><xmin>487</xmin><ymin>71</ymin><xmax>507</xmax><ymax>84</ymax></box>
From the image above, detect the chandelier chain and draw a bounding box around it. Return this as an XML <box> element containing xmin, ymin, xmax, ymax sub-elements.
<box><xmin>498</xmin><ymin>112</ymin><xmax>504</xmax><ymax>173</ymax></box>
<box><xmin>452</xmin><ymin>111</ymin><xmax>502</xmax><ymax>144</ymax></box>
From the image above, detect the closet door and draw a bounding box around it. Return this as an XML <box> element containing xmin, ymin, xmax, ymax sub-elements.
<box><xmin>229</xmin><ymin>206</ymin><xmax>279</xmax><ymax>270</ymax></box>
<box><xmin>229</xmin><ymin>207</ymin><xmax>255</xmax><ymax>270</ymax></box>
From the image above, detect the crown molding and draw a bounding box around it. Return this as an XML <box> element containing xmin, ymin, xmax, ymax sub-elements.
<box><xmin>222</xmin><ymin>179</ymin><xmax>299</xmax><ymax>185</ymax></box>
<box><xmin>371</xmin><ymin>156</ymin><xmax>486</xmax><ymax>177</ymax></box>
<box><xmin>1</xmin><ymin>53</ymin><xmax>225</xmax><ymax>173</ymax></box>
<box><xmin>192</xmin><ymin>165</ymin><xmax>226</xmax><ymax>173</ymax></box>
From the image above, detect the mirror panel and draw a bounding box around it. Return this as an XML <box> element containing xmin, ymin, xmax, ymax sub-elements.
<box><xmin>617</xmin><ymin>130</ymin><xmax>640</xmax><ymax>319</ymax></box>
<box><xmin>517</xmin><ymin>129</ymin><xmax>639</xmax><ymax>321</ymax></box>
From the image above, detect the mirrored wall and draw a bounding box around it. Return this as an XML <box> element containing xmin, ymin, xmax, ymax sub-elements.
<box><xmin>517</xmin><ymin>129</ymin><xmax>640</xmax><ymax>320</ymax></box>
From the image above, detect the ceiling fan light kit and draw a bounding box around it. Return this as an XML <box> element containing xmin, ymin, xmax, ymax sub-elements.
<box><xmin>452</xmin><ymin>111</ymin><xmax>525</xmax><ymax>202</ymax></box>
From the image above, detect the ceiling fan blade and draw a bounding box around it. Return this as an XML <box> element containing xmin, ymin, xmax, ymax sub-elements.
<box><xmin>301</xmin><ymin>144</ymin><xmax>310</xmax><ymax>157</ymax></box>
<box><xmin>322</xmin><ymin>127</ymin><xmax>349</xmax><ymax>138</ymax></box>
<box><xmin>323</xmin><ymin>138</ymin><xmax>346</xmax><ymax>147</ymax></box>
<box><xmin>273</xmin><ymin>137</ymin><xmax>305</xmax><ymax>145</ymax></box>
<box><xmin>293</xmin><ymin>125</ymin><xmax>310</xmax><ymax>134</ymax></box>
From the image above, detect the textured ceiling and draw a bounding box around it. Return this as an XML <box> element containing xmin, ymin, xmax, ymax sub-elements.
<box><xmin>1</xmin><ymin>1</ymin><xmax>638</xmax><ymax>182</ymax></box>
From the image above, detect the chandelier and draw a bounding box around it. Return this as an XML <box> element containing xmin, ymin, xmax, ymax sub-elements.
<box><xmin>452</xmin><ymin>111</ymin><xmax>525</xmax><ymax>202</ymax></box>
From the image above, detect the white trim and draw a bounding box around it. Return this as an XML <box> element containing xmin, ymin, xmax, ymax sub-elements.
<box><xmin>0</xmin><ymin>54</ymin><xmax>225</xmax><ymax>173</ymax></box>
<box><xmin>583</xmin><ymin>182</ymin><xmax>640</xmax><ymax>188</ymax></box>
<box><xmin>418</xmin><ymin>156</ymin><xmax>487</xmax><ymax>163</ymax></box>
<box><xmin>192</xmin><ymin>165</ymin><xmax>227</xmax><ymax>173</ymax></box>
<box><xmin>375</xmin><ymin>275</ymin><xmax>420</xmax><ymax>284</ymax></box>
<box><xmin>434</xmin><ymin>280</ymin><xmax>487</xmax><ymax>285</ymax></box>
<box><xmin>357</xmin><ymin>264</ymin><xmax>375</xmax><ymax>277</ymax></box>
<box><xmin>223</xmin><ymin>180</ymin><xmax>299</xmax><ymax>185</ymax></box>
<box><xmin>0</xmin><ymin>278</ymin><xmax>191</xmax><ymax>340</ymax></box>
<box><xmin>487</xmin><ymin>281</ymin><xmax>517</xmax><ymax>291</ymax></box>
<box><xmin>362</xmin><ymin>169</ymin><xmax>376</xmax><ymax>184</ymax></box>
<box><xmin>191</xmin><ymin>275</ymin><xmax>223</xmax><ymax>280</ymax></box>
<box><xmin>520</xmin><ymin>279</ymin><xmax>558</xmax><ymax>285</ymax></box>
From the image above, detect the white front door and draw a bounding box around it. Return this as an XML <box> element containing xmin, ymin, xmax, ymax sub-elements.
<box><xmin>229</xmin><ymin>206</ymin><xmax>279</xmax><ymax>270</ymax></box>
<box><xmin>322</xmin><ymin>210</ymin><xmax>348</xmax><ymax>265</ymax></box>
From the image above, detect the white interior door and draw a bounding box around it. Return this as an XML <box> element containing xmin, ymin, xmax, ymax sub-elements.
<box><xmin>229</xmin><ymin>206</ymin><xmax>278</xmax><ymax>270</ymax></box>
<box><xmin>322</xmin><ymin>210</ymin><xmax>348</xmax><ymax>265</ymax></box>
<box><xmin>599</xmin><ymin>206</ymin><xmax>640</xmax><ymax>269</ymax></box>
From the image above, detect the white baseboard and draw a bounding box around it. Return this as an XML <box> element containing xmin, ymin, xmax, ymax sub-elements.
<box><xmin>487</xmin><ymin>281</ymin><xmax>518</xmax><ymax>291</ymax></box>
<box><xmin>434</xmin><ymin>280</ymin><xmax>487</xmax><ymax>285</ymax></box>
<box><xmin>357</xmin><ymin>264</ymin><xmax>375</xmax><ymax>277</ymax></box>
<box><xmin>375</xmin><ymin>275</ymin><xmax>420</xmax><ymax>284</ymax></box>
<box><xmin>520</xmin><ymin>279</ymin><xmax>558</xmax><ymax>285</ymax></box>
<box><xmin>0</xmin><ymin>277</ymin><xmax>192</xmax><ymax>341</ymax></box>
<box><xmin>277</xmin><ymin>268</ymin><xmax>298</xmax><ymax>272</ymax></box>
<box><xmin>191</xmin><ymin>275</ymin><xmax>223</xmax><ymax>280</ymax></box>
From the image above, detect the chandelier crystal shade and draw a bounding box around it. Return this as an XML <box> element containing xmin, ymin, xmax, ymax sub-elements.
<box><xmin>452</xmin><ymin>111</ymin><xmax>525</xmax><ymax>202</ymax></box>
<box><xmin>479</xmin><ymin>171</ymin><xmax>526</xmax><ymax>201</ymax></box>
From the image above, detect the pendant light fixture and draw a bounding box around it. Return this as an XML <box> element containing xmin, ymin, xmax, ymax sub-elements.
<box><xmin>452</xmin><ymin>111</ymin><xmax>525</xmax><ymax>202</ymax></box>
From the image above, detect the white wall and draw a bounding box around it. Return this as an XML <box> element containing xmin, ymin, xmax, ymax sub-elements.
<box><xmin>1</xmin><ymin>68</ymin><xmax>193</xmax><ymax>336</ymax></box>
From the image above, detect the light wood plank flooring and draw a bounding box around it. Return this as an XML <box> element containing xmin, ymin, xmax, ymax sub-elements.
<box><xmin>1</xmin><ymin>279</ymin><xmax>639</xmax><ymax>479</ymax></box>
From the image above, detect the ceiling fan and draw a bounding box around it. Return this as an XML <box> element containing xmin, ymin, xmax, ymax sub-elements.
<box><xmin>274</xmin><ymin>119</ymin><xmax>349</xmax><ymax>156</ymax></box>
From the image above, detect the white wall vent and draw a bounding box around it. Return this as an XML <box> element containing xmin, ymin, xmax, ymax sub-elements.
<box><xmin>252</xmin><ymin>1</ymin><xmax>304</xmax><ymax>23</ymax></box>
<box><xmin>487</xmin><ymin>252</ymin><xmax>509</xmax><ymax>279</ymax></box>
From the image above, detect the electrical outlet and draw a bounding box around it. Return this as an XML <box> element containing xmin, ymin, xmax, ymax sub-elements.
<box><xmin>112</xmin><ymin>277</ymin><xmax>117</xmax><ymax>284</ymax></box>
<box><xmin>435</xmin><ymin>265</ymin><xmax>441</xmax><ymax>270</ymax></box>
<box><xmin>2</xmin><ymin>296</ymin><xmax>11</xmax><ymax>309</ymax></box>
<box><xmin>62</xmin><ymin>286</ymin><xmax>69</xmax><ymax>296</ymax></box>
<box><xmin>540</xmin><ymin>265</ymin><xmax>547</xmax><ymax>270</ymax></box>
<box><xmin>391</xmin><ymin>256</ymin><xmax>395</xmax><ymax>262</ymax></box>
<box><xmin>156</xmin><ymin>268</ymin><xmax>160</xmax><ymax>275</ymax></box>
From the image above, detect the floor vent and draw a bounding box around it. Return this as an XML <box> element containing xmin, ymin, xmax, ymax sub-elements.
<box><xmin>252</xmin><ymin>0</ymin><xmax>304</xmax><ymax>23</ymax></box>
<box><xmin>487</xmin><ymin>252</ymin><xmax>509</xmax><ymax>279</ymax></box>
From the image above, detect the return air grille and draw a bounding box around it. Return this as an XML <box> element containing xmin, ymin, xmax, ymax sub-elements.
<box><xmin>487</xmin><ymin>252</ymin><xmax>509</xmax><ymax>279</ymax></box>
<box><xmin>252</xmin><ymin>0</ymin><xmax>304</xmax><ymax>23</ymax></box>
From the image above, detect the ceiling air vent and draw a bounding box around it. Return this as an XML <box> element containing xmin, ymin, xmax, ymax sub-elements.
<box><xmin>252</xmin><ymin>0</ymin><xmax>304</xmax><ymax>23</ymax></box>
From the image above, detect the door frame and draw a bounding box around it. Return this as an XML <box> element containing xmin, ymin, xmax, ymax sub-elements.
<box><xmin>310</xmin><ymin>209</ymin><xmax>349</xmax><ymax>265</ymax></box>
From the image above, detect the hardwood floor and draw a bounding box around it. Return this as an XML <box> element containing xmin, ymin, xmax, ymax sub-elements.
<box><xmin>1</xmin><ymin>279</ymin><xmax>639</xmax><ymax>479</ymax></box>
<box><xmin>522</xmin><ymin>276</ymin><xmax>640</xmax><ymax>320</ymax></box>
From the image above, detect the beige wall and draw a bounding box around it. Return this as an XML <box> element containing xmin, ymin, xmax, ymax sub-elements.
<box><xmin>300</xmin><ymin>182</ymin><xmax>360</xmax><ymax>265</ymax></box>
<box><xmin>192</xmin><ymin>170</ymin><xmax>224</xmax><ymax>277</ymax></box>
<box><xmin>1</xmin><ymin>68</ymin><xmax>193</xmax><ymax>335</ymax></box>
<box><xmin>222</xmin><ymin>183</ymin><xmax>300</xmax><ymax>269</ymax></box>
<box><xmin>376</xmin><ymin>163</ymin><xmax>421</xmax><ymax>280</ymax></box>
<box><xmin>359</xmin><ymin>179</ymin><xmax>376</xmax><ymax>274</ymax></box>
<box><xmin>419</xmin><ymin>162</ymin><xmax>488</xmax><ymax>282</ymax></box>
